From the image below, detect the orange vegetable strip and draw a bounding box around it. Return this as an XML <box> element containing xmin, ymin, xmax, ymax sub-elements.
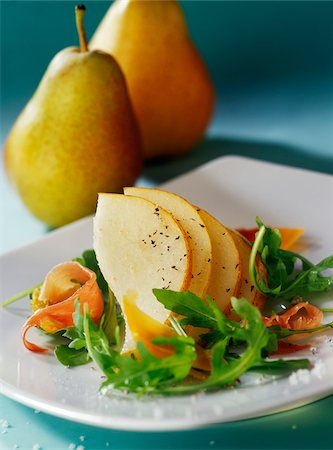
<box><xmin>236</xmin><ymin>227</ymin><xmax>304</xmax><ymax>250</ymax></box>
<box><xmin>22</xmin><ymin>262</ymin><xmax>104</xmax><ymax>353</ymax></box>
<box><xmin>263</xmin><ymin>302</ymin><xmax>323</xmax><ymax>330</ymax></box>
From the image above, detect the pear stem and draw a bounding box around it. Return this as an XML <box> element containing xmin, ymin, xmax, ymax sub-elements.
<box><xmin>75</xmin><ymin>4</ymin><xmax>88</xmax><ymax>52</ymax></box>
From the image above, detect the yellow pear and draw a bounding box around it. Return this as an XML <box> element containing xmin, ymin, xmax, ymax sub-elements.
<box><xmin>4</xmin><ymin>5</ymin><xmax>142</xmax><ymax>228</ymax></box>
<box><xmin>90</xmin><ymin>0</ymin><xmax>215</xmax><ymax>159</ymax></box>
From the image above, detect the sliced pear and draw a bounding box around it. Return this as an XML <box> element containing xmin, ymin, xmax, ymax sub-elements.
<box><xmin>227</xmin><ymin>229</ymin><xmax>266</xmax><ymax>316</ymax></box>
<box><xmin>198</xmin><ymin>209</ymin><xmax>242</xmax><ymax>312</ymax></box>
<box><xmin>124</xmin><ymin>187</ymin><xmax>212</xmax><ymax>298</ymax></box>
<box><xmin>94</xmin><ymin>193</ymin><xmax>192</xmax><ymax>352</ymax></box>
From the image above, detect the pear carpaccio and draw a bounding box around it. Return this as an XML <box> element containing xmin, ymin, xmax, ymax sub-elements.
<box><xmin>4</xmin><ymin>6</ymin><xmax>142</xmax><ymax>228</ymax></box>
<box><xmin>90</xmin><ymin>0</ymin><xmax>215</xmax><ymax>159</ymax></box>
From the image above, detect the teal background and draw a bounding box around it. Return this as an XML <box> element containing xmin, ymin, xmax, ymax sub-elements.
<box><xmin>2</xmin><ymin>0</ymin><xmax>333</xmax><ymax>159</ymax></box>
<box><xmin>1</xmin><ymin>1</ymin><xmax>333</xmax><ymax>449</ymax></box>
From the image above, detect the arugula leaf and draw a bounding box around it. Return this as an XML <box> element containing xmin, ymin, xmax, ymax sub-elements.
<box><xmin>248</xmin><ymin>358</ymin><xmax>310</xmax><ymax>374</ymax></box>
<box><xmin>54</xmin><ymin>345</ymin><xmax>90</xmax><ymax>366</ymax></box>
<box><xmin>82</xmin><ymin>306</ymin><xmax>196</xmax><ymax>394</ymax></box>
<box><xmin>2</xmin><ymin>281</ymin><xmax>42</xmax><ymax>308</ymax></box>
<box><xmin>54</xmin><ymin>293</ymin><xmax>313</xmax><ymax>396</ymax></box>
<box><xmin>54</xmin><ymin>301</ymin><xmax>90</xmax><ymax>366</ymax></box>
<box><xmin>101</xmin><ymin>337</ymin><xmax>196</xmax><ymax>395</ymax></box>
<box><xmin>154</xmin><ymin>297</ymin><xmax>283</xmax><ymax>395</ymax></box>
<box><xmin>153</xmin><ymin>289</ymin><xmax>239</xmax><ymax>345</ymax></box>
<box><xmin>100</xmin><ymin>290</ymin><xmax>117</xmax><ymax>344</ymax></box>
<box><xmin>83</xmin><ymin>305</ymin><xmax>118</xmax><ymax>376</ymax></box>
<box><xmin>249</xmin><ymin>218</ymin><xmax>333</xmax><ymax>299</ymax></box>
<box><xmin>152</xmin><ymin>289</ymin><xmax>217</xmax><ymax>329</ymax></box>
<box><xmin>269</xmin><ymin>320</ymin><xmax>333</xmax><ymax>339</ymax></box>
<box><xmin>54</xmin><ymin>297</ymin><xmax>117</xmax><ymax>368</ymax></box>
<box><xmin>153</xmin><ymin>290</ymin><xmax>272</xmax><ymax>352</ymax></box>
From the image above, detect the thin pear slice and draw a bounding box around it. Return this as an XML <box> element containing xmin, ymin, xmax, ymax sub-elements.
<box><xmin>227</xmin><ymin>229</ymin><xmax>266</xmax><ymax>315</ymax></box>
<box><xmin>198</xmin><ymin>209</ymin><xmax>242</xmax><ymax>312</ymax></box>
<box><xmin>94</xmin><ymin>193</ymin><xmax>192</xmax><ymax>352</ymax></box>
<box><xmin>124</xmin><ymin>187</ymin><xmax>212</xmax><ymax>298</ymax></box>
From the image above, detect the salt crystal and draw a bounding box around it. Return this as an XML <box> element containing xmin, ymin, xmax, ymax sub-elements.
<box><xmin>0</xmin><ymin>419</ymin><xmax>9</xmax><ymax>429</ymax></box>
<box><xmin>68</xmin><ymin>444</ymin><xmax>76</xmax><ymax>450</ymax></box>
<box><xmin>32</xmin><ymin>444</ymin><xmax>41</xmax><ymax>450</ymax></box>
<box><xmin>79</xmin><ymin>436</ymin><xmax>85</xmax><ymax>442</ymax></box>
<box><xmin>289</xmin><ymin>369</ymin><xmax>310</xmax><ymax>386</ymax></box>
<box><xmin>77</xmin><ymin>446</ymin><xmax>85</xmax><ymax>450</ymax></box>
<box><xmin>312</xmin><ymin>360</ymin><xmax>326</xmax><ymax>380</ymax></box>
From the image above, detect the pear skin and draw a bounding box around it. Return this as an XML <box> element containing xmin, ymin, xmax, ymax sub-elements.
<box><xmin>4</xmin><ymin>6</ymin><xmax>142</xmax><ymax>228</ymax></box>
<box><xmin>90</xmin><ymin>0</ymin><xmax>215</xmax><ymax>159</ymax></box>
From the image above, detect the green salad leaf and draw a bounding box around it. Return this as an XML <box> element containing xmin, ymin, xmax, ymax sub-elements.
<box><xmin>82</xmin><ymin>306</ymin><xmax>196</xmax><ymax>395</ymax></box>
<box><xmin>3</xmin><ymin>229</ymin><xmax>329</xmax><ymax>396</ymax></box>
<box><xmin>54</xmin><ymin>345</ymin><xmax>90</xmax><ymax>366</ymax></box>
<box><xmin>249</xmin><ymin>217</ymin><xmax>333</xmax><ymax>299</ymax></box>
<box><xmin>54</xmin><ymin>300</ymin><xmax>91</xmax><ymax>366</ymax></box>
<box><xmin>54</xmin><ymin>291</ymin><xmax>312</xmax><ymax>392</ymax></box>
<box><xmin>76</xmin><ymin>293</ymin><xmax>310</xmax><ymax>396</ymax></box>
<box><xmin>149</xmin><ymin>296</ymin><xmax>305</xmax><ymax>395</ymax></box>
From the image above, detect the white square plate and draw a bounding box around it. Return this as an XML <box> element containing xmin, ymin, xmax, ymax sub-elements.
<box><xmin>1</xmin><ymin>156</ymin><xmax>333</xmax><ymax>431</ymax></box>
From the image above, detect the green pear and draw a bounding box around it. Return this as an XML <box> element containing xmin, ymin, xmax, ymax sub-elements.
<box><xmin>90</xmin><ymin>0</ymin><xmax>215</xmax><ymax>159</ymax></box>
<box><xmin>4</xmin><ymin>5</ymin><xmax>142</xmax><ymax>228</ymax></box>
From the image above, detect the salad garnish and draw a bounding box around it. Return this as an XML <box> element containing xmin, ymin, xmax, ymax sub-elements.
<box><xmin>22</xmin><ymin>261</ymin><xmax>104</xmax><ymax>352</ymax></box>
<box><xmin>2</xmin><ymin>216</ymin><xmax>333</xmax><ymax>397</ymax></box>
<box><xmin>249</xmin><ymin>217</ymin><xmax>333</xmax><ymax>299</ymax></box>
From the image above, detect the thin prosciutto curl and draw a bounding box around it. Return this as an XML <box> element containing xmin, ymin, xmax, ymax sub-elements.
<box><xmin>264</xmin><ymin>302</ymin><xmax>323</xmax><ymax>330</ymax></box>
<box><xmin>22</xmin><ymin>261</ymin><xmax>104</xmax><ymax>353</ymax></box>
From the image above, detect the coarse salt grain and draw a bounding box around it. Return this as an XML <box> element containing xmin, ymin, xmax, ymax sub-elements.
<box><xmin>77</xmin><ymin>446</ymin><xmax>85</xmax><ymax>450</ymax></box>
<box><xmin>288</xmin><ymin>369</ymin><xmax>311</xmax><ymax>386</ymax></box>
<box><xmin>1</xmin><ymin>419</ymin><xmax>9</xmax><ymax>430</ymax></box>
<box><xmin>32</xmin><ymin>444</ymin><xmax>41</xmax><ymax>450</ymax></box>
<box><xmin>312</xmin><ymin>360</ymin><xmax>326</xmax><ymax>380</ymax></box>
<box><xmin>79</xmin><ymin>436</ymin><xmax>85</xmax><ymax>442</ymax></box>
<box><xmin>68</xmin><ymin>444</ymin><xmax>76</xmax><ymax>450</ymax></box>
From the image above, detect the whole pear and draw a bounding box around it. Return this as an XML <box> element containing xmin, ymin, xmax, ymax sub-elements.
<box><xmin>90</xmin><ymin>0</ymin><xmax>215</xmax><ymax>159</ymax></box>
<box><xmin>4</xmin><ymin>5</ymin><xmax>142</xmax><ymax>228</ymax></box>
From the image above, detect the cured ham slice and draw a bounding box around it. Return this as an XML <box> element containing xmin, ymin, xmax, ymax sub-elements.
<box><xmin>264</xmin><ymin>302</ymin><xmax>323</xmax><ymax>330</ymax></box>
<box><xmin>22</xmin><ymin>261</ymin><xmax>104</xmax><ymax>352</ymax></box>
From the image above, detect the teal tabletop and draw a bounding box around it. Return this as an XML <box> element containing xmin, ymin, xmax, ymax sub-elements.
<box><xmin>1</xmin><ymin>2</ymin><xmax>333</xmax><ymax>449</ymax></box>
